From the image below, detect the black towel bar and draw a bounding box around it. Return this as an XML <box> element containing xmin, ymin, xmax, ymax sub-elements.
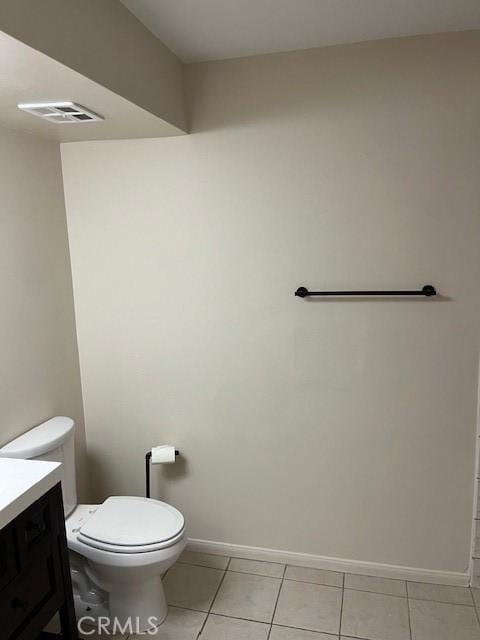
<box><xmin>295</xmin><ymin>285</ymin><xmax>436</xmax><ymax>298</ymax></box>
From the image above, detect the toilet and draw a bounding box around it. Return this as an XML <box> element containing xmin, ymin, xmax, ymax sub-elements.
<box><xmin>0</xmin><ymin>417</ymin><xmax>186</xmax><ymax>632</ymax></box>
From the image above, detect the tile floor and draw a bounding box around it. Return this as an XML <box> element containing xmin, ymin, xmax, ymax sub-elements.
<box><xmin>80</xmin><ymin>550</ymin><xmax>480</xmax><ymax>639</ymax></box>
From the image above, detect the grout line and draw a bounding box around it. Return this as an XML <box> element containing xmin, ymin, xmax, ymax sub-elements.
<box><xmin>196</xmin><ymin>560</ymin><xmax>231</xmax><ymax>638</ymax></box>
<box><xmin>407</xmin><ymin>596</ymin><xmax>475</xmax><ymax>607</ymax></box>
<box><xmin>168</xmin><ymin>604</ymin><xmax>209</xmax><ymax>614</ymax></box>
<box><xmin>178</xmin><ymin>561</ymin><xmax>230</xmax><ymax>571</ymax></box>
<box><xmin>229</xmin><ymin>555</ymin><xmax>285</xmax><ymax>563</ymax></box>
<box><xmin>267</xmin><ymin>563</ymin><xmax>287</xmax><ymax>639</ymax></box>
<box><xmin>344</xmin><ymin>584</ymin><xmax>407</xmax><ymax>597</ymax></box>
<box><xmin>344</xmin><ymin>573</ymin><xmax>406</xmax><ymax>583</ymax></box>
<box><xmin>203</xmin><ymin>611</ymin><xmax>275</xmax><ymax>625</ymax></box>
<box><xmin>406</xmin><ymin>591</ymin><xmax>413</xmax><ymax>640</ymax></box>
<box><xmin>228</xmin><ymin>568</ymin><xmax>285</xmax><ymax>579</ymax></box>
<box><xmin>338</xmin><ymin>571</ymin><xmax>345</xmax><ymax>637</ymax></box>
<box><xmin>283</xmin><ymin>578</ymin><xmax>343</xmax><ymax>589</ymax></box>
<box><xmin>181</xmin><ymin>557</ymin><xmax>285</xmax><ymax>577</ymax></box>
<box><xmin>472</xmin><ymin>603</ymin><xmax>480</xmax><ymax>627</ymax></box>
<box><xmin>468</xmin><ymin>587</ymin><xmax>475</xmax><ymax>607</ymax></box>
<box><xmin>471</xmin><ymin>592</ymin><xmax>480</xmax><ymax>627</ymax></box>
<box><xmin>343</xmin><ymin>587</ymin><xmax>406</xmax><ymax>600</ymax></box>
<box><xmin>184</xmin><ymin>554</ymin><xmax>285</xmax><ymax>566</ymax></box>
<box><xmin>269</xmin><ymin>621</ymin><xmax>341</xmax><ymax>636</ymax></box>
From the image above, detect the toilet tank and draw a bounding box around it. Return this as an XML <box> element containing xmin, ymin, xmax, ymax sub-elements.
<box><xmin>0</xmin><ymin>417</ymin><xmax>77</xmax><ymax>517</ymax></box>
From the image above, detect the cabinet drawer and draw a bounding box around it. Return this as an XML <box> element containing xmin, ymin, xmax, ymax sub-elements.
<box><xmin>15</xmin><ymin>493</ymin><xmax>55</xmax><ymax>565</ymax></box>
<box><xmin>0</xmin><ymin>551</ymin><xmax>60</xmax><ymax>639</ymax></box>
<box><xmin>0</xmin><ymin>524</ymin><xmax>19</xmax><ymax>589</ymax></box>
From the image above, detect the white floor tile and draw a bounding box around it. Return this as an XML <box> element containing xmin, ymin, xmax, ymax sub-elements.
<box><xmin>211</xmin><ymin>571</ymin><xmax>281</xmax><ymax>623</ymax></box>
<box><xmin>271</xmin><ymin>626</ymin><xmax>338</xmax><ymax>639</ymax></box>
<box><xmin>273</xmin><ymin>580</ymin><xmax>342</xmax><ymax>635</ymax></box>
<box><xmin>407</xmin><ymin>581</ymin><xmax>474</xmax><ymax>605</ymax></box>
<box><xmin>229</xmin><ymin>557</ymin><xmax>285</xmax><ymax>578</ymax></box>
<box><xmin>345</xmin><ymin>573</ymin><xmax>406</xmax><ymax>597</ymax></box>
<box><xmin>72</xmin><ymin>552</ymin><xmax>480</xmax><ymax>640</ymax></box>
<box><xmin>285</xmin><ymin>565</ymin><xmax>343</xmax><ymax>588</ymax></box>
<box><xmin>179</xmin><ymin>551</ymin><xmax>230</xmax><ymax>570</ymax></box>
<box><xmin>200</xmin><ymin>614</ymin><xmax>270</xmax><ymax>639</ymax></box>
<box><xmin>78</xmin><ymin>625</ymin><xmax>126</xmax><ymax>640</ymax></box>
<box><xmin>164</xmin><ymin>563</ymin><xmax>224</xmax><ymax>612</ymax></box>
<box><xmin>130</xmin><ymin>607</ymin><xmax>207</xmax><ymax>639</ymax></box>
<box><xmin>472</xmin><ymin>587</ymin><xmax>480</xmax><ymax>609</ymax></box>
<box><xmin>341</xmin><ymin>589</ymin><xmax>410</xmax><ymax>640</ymax></box>
<box><xmin>409</xmin><ymin>599</ymin><xmax>480</xmax><ymax>640</ymax></box>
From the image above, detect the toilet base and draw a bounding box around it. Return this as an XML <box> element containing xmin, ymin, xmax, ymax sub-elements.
<box><xmin>66</xmin><ymin>505</ymin><xmax>186</xmax><ymax>633</ymax></box>
<box><xmin>73</xmin><ymin>578</ymin><xmax>168</xmax><ymax>634</ymax></box>
<box><xmin>73</xmin><ymin>593</ymin><xmax>109</xmax><ymax>624</ymax></box>
<box><xmin>109</xmin><ymin>575</ymin><xmax>168</xmax><ymax>632</ymax></box>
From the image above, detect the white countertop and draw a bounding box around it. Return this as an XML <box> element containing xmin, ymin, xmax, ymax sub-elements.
<box><xmin>0</xmin><ymin>458</ymin><xmax>62</xmax><ymax>529</ymax></box>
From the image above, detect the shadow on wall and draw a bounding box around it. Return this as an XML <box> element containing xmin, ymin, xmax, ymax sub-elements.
<box><xmin>84</xmin><ymin>448</ymin><xmax>189</xmax><ymax>504</ymax></box>
<box><xmin>150</xmin><ymin>454</ymin><xmax>189</xmax><ymax>504</ymax></box>
<box><xmin>82</xmin><ymin>449</ymin><xmax>112</xmax><ymax>503</ymax></box>
<box><xmin>301</xmin><ymin>294</ymin><xmax>452</xmax><ymax>304</ymax></box>
<box><xmin>185</xmin><ymin>32</ymin><xmax>479</xmax><ymax>133</ymax></box>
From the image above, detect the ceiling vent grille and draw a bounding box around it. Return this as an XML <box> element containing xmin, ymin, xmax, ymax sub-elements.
<box><xmin>17</xmin><ymin>102</ymin><xmax>103</xmax><ymax>123</ymax></box>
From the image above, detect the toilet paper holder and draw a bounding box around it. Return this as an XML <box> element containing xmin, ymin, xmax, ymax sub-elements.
<box><xmin>145</xmin><ymin>449</ymin><xmax>179</xmax><ymax>499</ymax></box>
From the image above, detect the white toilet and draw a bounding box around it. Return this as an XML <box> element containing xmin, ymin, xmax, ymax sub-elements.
<box><xmin>0</xmin><ymin>417</ymin><xmax>186</xmax><ymax>632</ymax></box>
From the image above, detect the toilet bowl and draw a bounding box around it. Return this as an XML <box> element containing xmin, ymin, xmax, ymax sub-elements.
<box><xmin>0</xmin><ymin>417</ymin><xmax>186</xmax><ymax>633</ymax></box>
<box><xmin>66</xmin><ymin>498</ymin><xmax>186</xmax><ymax>630</ymax></box>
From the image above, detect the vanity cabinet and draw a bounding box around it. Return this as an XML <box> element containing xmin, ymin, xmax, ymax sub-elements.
<box><xmin>0</xmin><ymin>483</ymin><xmax>77</xmax><ymax>640</ymax></box>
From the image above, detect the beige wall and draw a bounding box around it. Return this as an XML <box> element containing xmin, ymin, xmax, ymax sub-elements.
<box><xmin>0</xmin><ymin>0</ymin><xmax>186</xmax><ymax>132</ymax></box>
<box><xmin>0</xmin><ymin>125</ymin><xmax>88</xmax><ymax>499</ymax></box>
<box><xmin>61</xmin><ymin>31</ymin><xmax>480</xmax><ymax>573</ymax></box>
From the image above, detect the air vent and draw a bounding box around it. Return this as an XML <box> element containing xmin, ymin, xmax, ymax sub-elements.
<box><xmin>17</xmin><ymin>102</ymin><xmax>103</xmax><ymax>124</ymax></box>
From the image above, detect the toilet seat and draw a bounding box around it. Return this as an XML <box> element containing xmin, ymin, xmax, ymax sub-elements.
<box><xmin>77</xmin><ymin>496</ymin><xmax>185</xmax><ymax>554</ymax></box>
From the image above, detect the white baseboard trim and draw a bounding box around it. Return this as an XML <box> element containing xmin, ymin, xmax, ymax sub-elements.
<box><xmin>187</xmin><ymin>538</ymin><xmax>469</xmax><ymax>587</ymax></box>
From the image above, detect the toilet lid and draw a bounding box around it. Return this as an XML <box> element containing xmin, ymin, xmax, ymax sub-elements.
<box><xmin>78</xmin><ymin>496</ymin><xmax>184</xmax><ymax>549</ymax></box>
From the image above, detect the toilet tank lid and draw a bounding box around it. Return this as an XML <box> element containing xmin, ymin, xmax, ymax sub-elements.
<box><xmin>0</xmin><ymin>417</ymin><xmax>74</xmax><ymax>459</ymax></box>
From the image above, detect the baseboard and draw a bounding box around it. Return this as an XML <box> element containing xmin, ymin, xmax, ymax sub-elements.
<box><xmin>187</xmin><ymin>538</ymin><xmax>469</xmax><ymax>587</ymax></box>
